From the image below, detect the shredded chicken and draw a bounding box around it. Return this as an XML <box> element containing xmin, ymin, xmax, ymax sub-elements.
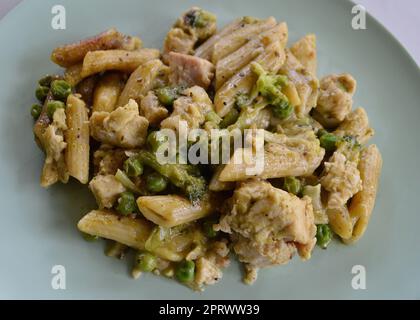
<box><xmin>93</xmin><ymin>146</ymin><xmax>127</xmax><ymax>176</ymax></box>
<box><xmin>334</xmin><ymin>107</ymin><xmax>374</xmax><ymax>144</ymax></box>
<box><xmin>195</xmin><ymin>257</ymin><xmax>223</xmax><ymax>286</ymax></box>
<box><xmin>140</xmin><ymin>91</ymin><xmax>169</xmax><ymax>126</ymax></box>
<box><xmin>321</xmin><ymin>151</ymin><xmax>362</xmax><ymax>208</ymax></box>
<box><xmin>160</xmin><ymin>86</ymin><xmax>214</xmax><ymax>131</ymax></box>
<box><xmin>40</xmin><ymin>108</ymin><xmax>69</xmax><ymax>187</ymax></box>
<box><xmin>217</xmin><ymin>180</ymin><xmax>316</xmax><ymax>275</ymax></box>
<box><xmin>90</xmin><ymin>99</ymin><xmax>149</xmax><ymax>148</ymax></box>
<box><xmin>314</xmin><ymin>73</ymin><xmax>357</xmax><ymax>128</ymax></box>
<box><xmin>163</xmin><ymin>28</ymin><xmax>197</xmax><ymax>57</ymax></box>
<box><xmin>89</xmin><ymin>174</ymin><xmax>126</xmax><ymax>209</ymax></box>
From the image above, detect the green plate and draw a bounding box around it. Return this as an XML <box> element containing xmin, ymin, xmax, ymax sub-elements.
<box><xmin>0</xmin><ymin>0</ymin><xmax>419</xmax><ymax>299</ymax></box>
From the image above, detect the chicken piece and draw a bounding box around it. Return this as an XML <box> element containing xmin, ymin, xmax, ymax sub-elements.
<box><xmin>160</xmin><ymin>86</ymin><xmax>214</xmax><ymax>131</ymax></box>
<box><xmin>93</xmin><ymin>146</ymin><xmax>127</xmax><ymax>176</ymax></box>
<box><xmin>174</xmin><ymin>7</ymin><xmax>217</xmax><ymax>42</ymax></box>
<box><xmin>334</xmin><ymin>107</ymin><xmax>374</xmax><ymax>144</ymax></box>
<box><xmin>139</xmin><ymin>91</ymin><xmax>169</xmax><ymax>126</ymax></box>
<box><xmin>90</xmin><ymin>99</ymin><xmax>149</xmax><ymax>148</ymax></box>
<box><xmin>279</xmin><ymin>49</ymin><xmax>319</xmax><ymax>117</ymax></box>
<box><xmin>40</xmin><ymin>108</ymin><xmax>69</xmax><ymax>187</ymax></box>
<box><xmin>163</xmin><ymin>28</ymin><xmax>197</xmax><ymax>57</ymax></box>
<box><xmin>195</xmin><ymin>257</ymin><xmax>223</xmax><ymax>286</ymax></box>
<box><xmin>219</xmin><ymin>130</ymin><xmax>325</xmax><ymax>181</ymax></box>
<box><xmin>290</xmin><ymin>34</ymin><xmax>317</xmax><ymax>76</ymax></box>
<box><xmin>89</xmin><ymin>175</ymin><xmax>126</xmax><ymax>209</ymax></box>
<box><xmin>320</xmin><ymin>151</ymin><xmax>362</xmax><ymax>208</ymax></box>
<box><xmin>167</xmin><ymin>52</ymin><xmax>215</xmax><ymax>89</ymax></box>
<box><xmin>314</xmin><ymin>73</ymin><xmax>357</xmax><ymax>128</ymax></box>
<box><xmin>217</xmin><ymin>180</ymin><xmax>316</xmax><ymax>272</ymax></box>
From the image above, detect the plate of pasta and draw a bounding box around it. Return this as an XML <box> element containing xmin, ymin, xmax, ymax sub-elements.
<box><xmin>0</xmin><ymin>0</ymin><xmax>419</xmax><ymax>299</ymax></box>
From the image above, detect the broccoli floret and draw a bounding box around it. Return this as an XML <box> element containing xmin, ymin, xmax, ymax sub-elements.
<box><xmin>135</xmin><ymin>150</ymin><xmax>207</xmax><ymax>204</ymax></box>
<box><xmin>250</xmin><ymin>62</ymin><xmax>293</xmax><ymax>119</ymax></box>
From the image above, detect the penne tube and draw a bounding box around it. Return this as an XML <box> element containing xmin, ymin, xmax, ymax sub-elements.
<box><xmin>137</xmin><ymin>195</ymin><xmax>212</xmax><ymax>228</ymax></box>
<box><xmin>64</xmin><ymin>63</ymin><xmax>84</xmax><ymax>86</ymax></box>
<box><xmin>345</xmin><ymin>145</ymin><xmax>382</xmax><ymax>243</ymax></box>
<box><xmin>211</xmin><ymin>17</ymin><xmax>277</xmax><ymax>64</ymax></box>
<box><xmin>81</xmin><ymin>48</ymin><xmax>160</xmax><ymax>78</ymax></box>
<box><xmin>327</xmin><ymin>206</ymin><xmax>353</xmax><ymax>240</ymax></box>
<box><xmin>93</xmin><ymin>72</ymin><xmax>124</xmax><ymax>112</ymax></box>
<box><xmin>51</xmin><ymin>28</ymin><xmax>138</xmax><ymax>67</ymax></box>
<box><xmin>65</xmin><ymin>94</ymin><xmax>90</xmax><ymax>184</ymax></box>
<box><xmin>117</xmin><ymin>59</ymin><xmax>166</xmax><ymax>107</ymax></box>
<box><xmin>77</xmin><ymin>210</ymin><xmax>153</xmax><ymax>250</ymax></box>
<box><xmin>214</xmin><ymin>41</ymin><xmax>285</xmax><ymax>117</ymax></box>
<box><xmin>215</xmin><ymin>22</ymin><xmax>288</xmax><ymax>90</ymax></box>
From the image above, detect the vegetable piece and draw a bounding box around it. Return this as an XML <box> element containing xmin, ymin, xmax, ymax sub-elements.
<box><xmin>155</xmin><ymin>86</ymin><xmax>183</xmax><ymax>107</ymax></box>
<box><xmin>251</xmin><ymin>62</ymin><xmax>292</xmax><ymax>119</ymax></box>
<box><xmin>31</xmin><ymin>104</ymin><xmax>42</xmax><ymax>120</ymax></box>
<box><xmin>116</xmin><ymin>191</ymin><xmax>137</xmax><ymax>215</ymax></box>
<box><xmin>51</xmin><ymin>80</ymin><xmax>72</xmax><ymax>101</ymax></box>
<box><xmin>146</xmin><ymin>172</ymin><xmax>168</xmax><ymax>193</ymax></box>
<box><xmin>39</xmin><ymin>75</ymin><xmax>60</xmax><ymax>87</ymax></box>
<box><xmin>82</xmin><ymin>232</ymin><xmax>99</xmax><ymax>242</ymax></box>
<box><xmin>175</xmin><ymin>260</ymin><xmax>195</xmax><ymax>283</ymax></box>
<box><xmin>219</xmin><ymin>108</ymin><xmax>239</xmax><ymax>129</ymax></box>
<box><xmin>135</xmin><ymin>252</ymin><xmax>158</xmax><ymax>272</ymax></box>
<box><xmin>46</xmin><ymin>100</ymin><xmax>65</xmax><ymax>119</ymax></box>
<box><xmin>136</xmin><ymin>150</ymin><xmax>207</xmax><ymax>203</ymax></box>
<box><xmin>205</xmin><ymin>110</ymin><xmax>222</xmax><ymax>125</ymax></box>
<box><xmin>115</xmin><ymin>169</ymin><xmax>141</xmax><ymax>193</ymax></box>
<box><xmin>124</xmin><ymin>157</ymin><xmax>143</xmax><ymax>177</ymax></box>
<box><xmin>184</xmin><ymin>8</ymin><xmax>216</xmax><ymax>28</ymax></box>
<box><xmin>147</xmin><ymin>131</ymin><xmax>168</xmax><ymax>152</ymax></box>
<box><xmin>316</xmin><ymin>224</ymin><xmax>332</xmax><ymax>249</ymax></box>
<box><xmin>35</xmin><ymin>86</ymin><xmax>50</xmax><ymax>102</ymax></box>
<box><xmin>203</xmin><ymin>220</ymin><xmax>218</xmax><ymax>238</ymax></box>
<box><xmin>283</xmin><ymin>177</ymin><xmax>302</xmax><ymax>196</ymax></box>
<box><xmin>318</xmin><ymin>130</ymin><xmax>339</xmax><ymax>152</ymax></box>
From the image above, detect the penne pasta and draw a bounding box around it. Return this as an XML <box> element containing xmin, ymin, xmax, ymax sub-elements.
<box><xmin>345</xmin><ymin>145</ymin><xmax>382</xmax><ymax>243</ymax></box>
<box><xmin>327</xmin><ymin>206</ymin><xmax>353</xmax><ymax>240</ymax></box>
<box><xmin>117</xmin><ymin>59</ymin><xmax>166</xmax><ymax>107</ymax></box>
<box><xmin>77</xmin><ymin>210</ymin><xmax>153</xmax><ymax>250</ymax></box>
<box><xmin>214</xmin><ymin>41</ymin><xmax>285</xmax><ymax>117</ymax></box>
<box><xmin>65</xmin><ymin>94</ymin><xmax>90</xmax><ymax>184</ymax></box>
<box><xmin>93</xmin><ymin>72</ymin><xmax>124</xmax><ymax>113</ymax></box>
<box><xmin>81</xmin><ymin>48</ymin><xmax>160</xmax><ymax>78</ymax></box>
<box><xmin>64</xmin><ymin>63</ymin><xmax>84</xmax><ymax>86</ymax></box>
<box><xmin>211</xmin><ymin>17</ymin><xmax>277</xmax><ymax>64</ymax></box>
<box><xmin>215</xmin><ymin>22</ymin><xmax>288</xmax><ymax>90</ymax></box>
<box><xmin>51</xmin><ymin>28</ymin><xmax>133</xmax><ymax>67</ymax></box>
<box><xmin>137</xmin><ymin>195</ymin><xmax>212</xmax><ymax>228</ymax></box>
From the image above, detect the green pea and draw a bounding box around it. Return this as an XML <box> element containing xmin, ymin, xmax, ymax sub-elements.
<box><xmin>283</xmin><ymin>177</ymin><xmax>302</xmax><ymax>196</ymax></box>
<box><xmin>124</xmin><ymin>157</ymin><xmax>143</xmax><ymax>177</ymax></box>
<box><xmin>46</xmin><ymin>100</ymin><xmax>65</xmax><ymax>119</ymax></box>
<box><xmin>146</xmin><ymin>172</ymin><xmax>168</xmax><ymax>193</ymax></box>
<box><xmin>35</xmin><ymin>86</ymin><xmax>49</xmax><ymax>102</ymax></box>
<box><xmin>147</xmin><ymin>131</ymin><xmax>168</xmax><ymax>152</ymax></box>
<box><xmin>219</xmin><ymin>108</ymin><xmax>239</xmax><ymax>128</ymax></box>
<box><xmin>155</xmin><ymin>87</ymin><xmax>180</xmax><ymax>107</ymax></box>
<box><xmin>51</xmin><ymin>80</ymin><xmax>72</xmax><ymax>101</ymax></box>
<box><xmin>38</xmin><ymin>75</ymin><xmax>55</xmax><ymax>87</ymax></box>
<box><xmin>31</xmin><ymin>104</ymin><xmax>43</xmax><ymax>120</ymax></box>
<box><xmin>316</xmin><ymin>224</ymin><xmax>332</xmax><ymax>249</ymax></box>
<box><xmin>319</xmin><ymin>131</ymin><xmax>339</xmax><ymax>152</ymax></box>
<box><xmin>175</xmin><ymin>260</ymin><xmax>195</xmax><ymax>283</ymax></box>
<box><xmin>203</xmin><ymin>220</ymin><xmax>218</xmax><ymax>238</ymax></box>
<box><xmin>82</xmin><ymin>232</ymin><xmax>99</xmax><ymax>242</ymax></box>
<box><xmin>116</xmin><ymin>191</ymin><xmax>137</xmax><ymax>215</ymax></box>
<box><xmin>135</xmin><ymin>252</ymin><xmax>157</xmax><ymax>272</ymax></box>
